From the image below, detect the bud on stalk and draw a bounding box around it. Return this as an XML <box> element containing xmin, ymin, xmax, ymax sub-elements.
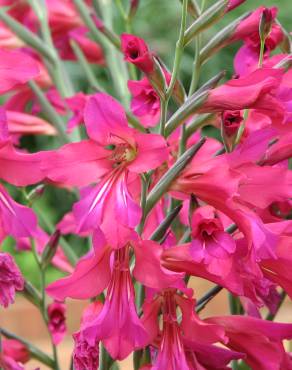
<box><xmin>41</xmin><ymin>230</ymin><xmax>61</xmax><ymax>270</ymax></box>
<box><xmin>221</xmin><ymin>110</ymin><xmax>243</xmax><ymax>152</ymax></box>
<box><xmin>259</xmin><ymin>8</ymin><xmax>274</xmax><ymax>42</ymax></box>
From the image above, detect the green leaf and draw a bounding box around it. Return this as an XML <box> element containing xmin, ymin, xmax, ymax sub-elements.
<box><xmin>165</xmin><ymin>90</ymin><xmax>208</xmax><ymax>136</ymax></box>
<box><xmin>199</xmin><ymin>11</ymin><xmax>251</xmax><ymax>63</ymax></box>
<box><xmin>183</xmin><ymin>0</ymin><xmax>228</xmax><ymax>46</ymax></box>
<box><xmin>150</xmin><ymin>205</ymin><xmax>182</xmax><ymax>242</ymax></box>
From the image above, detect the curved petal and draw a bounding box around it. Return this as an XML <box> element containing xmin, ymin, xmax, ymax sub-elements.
<box><xmin>46</xmin><ymin>229</ymin><xmax>111</xmax><ymax>300</ymax></box>
<box><xmin>0</xmin><ymin>49</ymin><xmax>39</xmax><ymax>94</ymax></box>
<box><xmin>133</xmin><ymin>239</ymin><xmax>184</xmax><ymax>289</ymax></box>
<box><xmin>0</xmin><ymin>184</ymin><xmax>38</xmax><ymax>239</ymax></box>
<box><xmin>84</xmin><ymin>93</ymin><xmax>132</xmax><ymax>144</ymax></box>
<box><xmin>0</xmin><ymin>141</ymin><xmax>44</xmax><ymax>186</ymax></box>
<box><xmin>128</xmin><ymin>133</ymin><xmax>168</xmax><ymax>173</ymax></box>
<box><xmin>41</xmin><ymin>140</ymin><xmax>111</xmax><ymax>186</ymax></box>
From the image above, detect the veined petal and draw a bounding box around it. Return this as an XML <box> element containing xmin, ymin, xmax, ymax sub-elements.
<box><xmin>128</xmin><ymin>133</ymin><xmax>168</xmax><ymax>173</ymax></box>
<box><xmin>84</xmin><ymin>93</ymin><xmax>133</xmax><ymax>145</ymax></box>
<box><xmin>0</xmin><ymin>184</ymin><xmax>38</xmax><ymax>239</ymax></box>
<box><xmin>46</xmin><ymin>228</ymin><xmax>111</xmax><ymax>300</ymax></box>
<box><xmin>41</xmin><ymin>140</ymin><xmax>111</xmax><ymax>186</ymax></box>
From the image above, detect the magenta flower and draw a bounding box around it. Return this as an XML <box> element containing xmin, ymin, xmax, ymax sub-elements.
<box><xmin>190</xmin><ymin>205</ymin><xmax>236</xmax><ymax>277</ymax></box>
<box><xmin>0</xmin><ymin>252</ymin><xmax>24</xmax><ymax>308</ymax></box>
<box><xmin>42</xmin><ymin>93</ymin><xmax>168</xmax><ymax>245</ymax></box>
<box><xmin>128</xmin><ymin>77</ymin><xmax>161</xmax><ymax>127</ymax></box>
<box><xmin>142</xmin><ymin>291</ymin><xmax>242</xmax><ymax>369</ymax></box>
<box><xmin>47</xmin><ymin>227</ymin><xmax>182</xmax><ymax>359</ymax></box>
<box><xmin>201</xmin><ymin>68</ymin><xmax>284</xmax><ymax>124</ymax></box>
<box><xmin>121</xmin><ymin>33</ymin><xmax>154</xmax><ymax>74</ymax></box>
<box><xmin>47</xmin><ymin>301</ymin><xmax>67</xmax><ymax>345</ymax></box>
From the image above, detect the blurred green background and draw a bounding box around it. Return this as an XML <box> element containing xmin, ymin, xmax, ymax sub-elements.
<box><xmin>2</xmin><ymin>0</ymin><xmax>291</xmax><ymax>288</ymax></box>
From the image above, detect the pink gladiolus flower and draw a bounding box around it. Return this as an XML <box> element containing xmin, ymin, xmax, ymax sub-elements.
<box><xmin>121</xmin><ymin>34</ymin><xmax>154</xmax><ymax>73</ymax></box>
<box><xmin>232</xmin><ymin>7</ymin><xmax>280</xmax><ymax>44</ymax></box>
<box><xmin>48</xmin><ymin>301</ymin><xmax>67</xmax><ymax>345</ymax></box>
<box><xmin>0</xmin><ymin>49</ymin><xmax>40</xmax><ymax>94</ymax></box>
<box><xmin>42</xmin><ymin>93</ymin><xmax>168</xmax><ymax>244</ymax></box>
<box><xmin>47</xmin><ymin>228</ymin><xmax>182</xmax><ymax>359</ymax></box>
<box><xmin>0</xmin><ymin>252</ymin><xmax>24</xmax><ymax>308</ymax></box>
<box><xmin>128</xmin><ymin>77</ymin><xmax>161</xmax><ymax>127</ymax></box>
<box><xmin>207</xmin><ymin>315</ymin><xmax>292</xmax><ymax>370</ymax></box>
<box><xmin>222</xmin><ymin>110</ymin><xmax>243</xmax><ymax>137</ymax></box>
<box><xmin>190</xmin><ymin>205</ymin><xmax>236</xmax><ymax>277</ymax></box>
<box><xmin>200</xmin><ymin>68</ymin><xmax>285</xmax><ymax>124</ymax></box>
<box><xmin>142</xmin><ymin>291</ymin><xmax>242</xmax><ymax>369</ymax></box>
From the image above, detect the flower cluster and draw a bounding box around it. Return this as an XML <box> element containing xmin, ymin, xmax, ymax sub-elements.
<box><xmin>0</xmin><ymin>1</ymin><xmax>292</xmax><ymax>370</ymax></box>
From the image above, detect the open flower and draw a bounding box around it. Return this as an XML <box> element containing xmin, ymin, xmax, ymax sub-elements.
<box><xmin>47</xmin><ymin>228</ymin><xmax>182</xmax><ymax>360</ymax></box>
<box><xmin>42</xmin><ymin>93</ymin><xmax>168</xmax><ymax>245</ymax></box>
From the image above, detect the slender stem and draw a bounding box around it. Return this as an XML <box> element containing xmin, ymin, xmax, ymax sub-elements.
<box><xmin>33</xmin><ymin>202</ymin><xmax>78</xmax><ymax>265</ymax></box>
<box><xmin>189</xmin><ymin>36</ymin><xmax>201</xmax><ymax>95</ymax></box>
<box><xmin>159</xmin><ymin>96</ymin><xmax>168</xmax><ymax>136</ymax></box>
<box><xmin>258</xmin><ymin>38</ymin><xmax>265</xmax><ymax>68</ymax></box>
<box><xmin>165</xmin><ymin>0</ymin><xmax>189</xmax><ymax>100</ymax></box>
<box><xmin>196</xmin><ymin>285</ymin><xmax>223</xmax><ymax>312</ymax></box>
<box><xmin>70</xmin><ymin>39</ymin><xmax>105</xmax><ymax>92</ymax></box>
<box><xmin>28</xmin><ymin>81</ymin><xmax>70</xmax><ymax>144</ymax></box>
<box><xmin>178</xmin><ymin>123</ymin><xmax>187</xmax><ymax>156</ymax></box>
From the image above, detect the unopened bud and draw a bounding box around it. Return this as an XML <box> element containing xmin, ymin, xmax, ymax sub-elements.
<box><xmin>26</xmin><ymin>184</ymin><xmax>45</xmax><ymax>203</ymax></box>
<box><xmin>41</xmin><ymin>231</ymin><xmax>61</xmax><ymax>269</ymax></box>
<box><xmin>221</xmin><ymin>110</ymin><xmax>243</xmax><ymax>152</ymax></box>
<box><xmin>129</xmin><ymin>0</ymin><xmax>139</xmax><ymax>19</ymax></box>
<box><xmin>259</xmin><ymin>8</ymin><xmax>273</xmax><ymax>41</ymax></box>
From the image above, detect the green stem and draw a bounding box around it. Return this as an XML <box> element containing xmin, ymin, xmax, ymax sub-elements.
<box><xmin>166</xmin><ymin>0</ymin><xmax>188</xmax><ymax>100</ymax></box>
<box><xmin>33</xmin><ymin>202</ymin><xmax>78</xmax><ymax>266</ymax></box>
<box><xmin>189</xmin><ymin>36</ymin><xmax>201</xmax><ymax>95</ymax></box>
<box><xmin>159</xmin><ymin>97</ymin><xmax>168</xmax><ymax>136</ymax></box>
<box><xmin>258</xmin><ymin>38</ymin><xmax>265</xmax><ymax>68</ymax></box>
<box><xmin>70</xmin><ymin>40</ymin><xmax>105</xmax><ymax>92</ymax></box>
<box><xmin>28</xmin><ymin>81</ymin><xmax>70</xmax><ymax>144</ymax></box>
<box><xmin>228</xmin><ymin>293</ymin><xmax>239</xmax><ymax>315</ymax></box>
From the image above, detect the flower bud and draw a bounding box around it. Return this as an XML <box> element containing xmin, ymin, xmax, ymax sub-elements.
<box><xmin>26</xmin><ymin>184</ymin><xmax>45</xmax><ymax>203</ymax></box>
<box><xmin>259</xmin><ymin>8</ymin><xmax>273</xmax><ymax>42</ymax></box>
<box><xmin>41</xmin><ymin>230</ymin><xmax>61</xmax><ymax>270</ymax></box>
<box><xmin>221</xmin><ymin>110</ymin><xmax>243</xmax><ymax>152</ymax></box>
<box><xmin>121</xmin><ymin>33</ymin><xmax>154</xmax><ymax>74</ymax></box>
<box><xmin>129</xmin><ymin>0</ymin><xmax>139</xmax><ymax>19</ymax></box>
